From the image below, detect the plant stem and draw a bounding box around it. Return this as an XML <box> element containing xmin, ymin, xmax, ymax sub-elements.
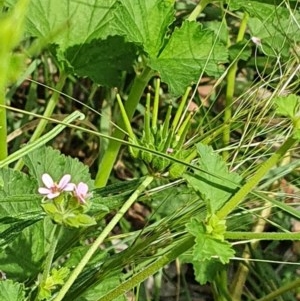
<box><xmin>223</xmin><ymin>12</ymin><xmax>249</xmax><ymax>160</ymax></box>
<box><xmin>54</xmin><ymin>175</ymin><xmax>154</xmax><ymax>301</ymax></box>
<box><xmin>216</xmin><ymin>136</ymin><xmax>297</xmax><ymax>219</ymax></box>
<box><xmin>35</xmin><ymin>224</ymin><xmax>62</xmax><ymax>301</ymax></box>
<box><xmin>187</xmin><ymin>0</ymin><xmax>212</xmax><ymax>21</ymax></box>
<box><xmin>0</xmin><ymin>111</ymin><xmax>84</xmax><ymax>168</ymax></box>
<box><xmin>152</xmin><ymin>78</ymin><xmax>160</xmax><ymax>132</ymax></box>
<box><xmin>256</xmin><ymin>278</ymin><xmax>300</xmax><ymax>301</ymax></box>
<box><xmin>14</xmin><ymin>71</ymin><xmax>68</xmax><ymax>170</ymax></box>
<box><xmin>96</xmin><ymin>236</ymin><xmax>195</xmax><ymax>301</ymax></box>
<box><xmin>116</xmin><ymin>94</ymin><xmax>136</xmax><ymax>141</ymax></box>
<box><xmin>0</xmin><ymin>0</ymin><xmax>30</xmax><ymax>160</ymax></box>
<box><xmin>230</xmin><ymin>201</ymin><xmax>272</xmax><ymax>301</ymax></box>
<box><xmin>94</xmin><ymin>66</ymin><xmax>154</xmax><ymax>188</ymax></box>
<box><xmin>225</xmin><ymin>231</ymin><xmax>300</xmax><ymax>240</ymax></box>
<box><xmin>0</xmin><ymin>86</ymin><xmax>7</xmax><ymax>160</ymax></box>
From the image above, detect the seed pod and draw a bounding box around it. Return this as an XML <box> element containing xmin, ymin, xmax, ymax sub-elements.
<box><xmin>141</xmin><ymin>150</ymin><xmax>153</xmax><ymax>164</ymax></box>
<box><xmin>169</xmin><ymin>163</ymin><xmax>186</xmax><ymax>179</ymax></box>
<box><xmin>151</xmin><ymin>156</ymin><xmax>170</xmax><ymax>172</ymax></box>
<box><xmin>129</xmin><ymin>139</ymin><xmax>140</xmax><ymax>158</ymax></box>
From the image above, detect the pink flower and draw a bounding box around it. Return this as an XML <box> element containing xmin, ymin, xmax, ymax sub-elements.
<box><xmin>73</xmin><ymin>182</ymin><xmax>90</xmax><ymax>204</ymax></box>
<box><xmin>38</xmin><ymin>173</ymin><xmax>75</xmax><ymax>199</ymax></box>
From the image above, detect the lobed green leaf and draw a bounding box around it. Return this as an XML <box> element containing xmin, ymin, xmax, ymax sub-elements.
<box><xmin>0</xmin><ymin>280</ymin><xmax>25</xmax><ymax>301</ymax></box>
<box><xmin>150</xmin><ymin>21</ymin><xmax>228</xmax><ymax>95</ymax></box>
<box><xmin>184</xmin><ymin>143</ymin><xmax>242</xmax><ymax>213</ymax></box>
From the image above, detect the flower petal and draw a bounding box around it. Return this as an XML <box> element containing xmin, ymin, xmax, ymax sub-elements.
<box><xmin>42</xmin><ymin>173</ymin><xmax>54</xmax><ymax>189</ymax></box>
<box><xmin>58</xmin><ymin>174</ymin><xmax>71</xmax><ymax>190</ymax></box>
<box><xmin>38</xmin><ymin>187</ymin><xmax>51</xmax><ymax>195</ymax></box>
<box><xmin>64</xmin><ymin>183</ymin><xmax>75</xmax><ymax>191</ymax></box>
<box><xmin>77</xmin><ymin>182</ymin><xmax>88</xmax><ymax>195</ymax></box>
<box><xmin>47</xmin><ymin>192</ymin><xmax>60</xmax><ymax>199</ymax></box>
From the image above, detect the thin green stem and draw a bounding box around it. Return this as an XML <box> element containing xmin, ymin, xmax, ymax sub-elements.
<box><xmin>116</xmin><ymin>94</ymin><xmax>136</xmax><ymax>141</ymax></box>
<box><xmin>175</xmin><ymin>112</ymin><xmax>193</xmax><ymax>149</ymax></box>
<box><xmin>187</xmin><ymin>0</ymin><xmax>212</xmax><ymax>21</ymax></box>
<box><xmin>96</xmin><ymin>236</ymin><xmax>194</xmax><ymax>301</ymax></box>
<box><xmin>145</xmin><ymin>93</ymin><xmax>151</xmax><ymax>142</ymax></box>
<box><xmin>225</xmin><ymin>231</ymin><xmax>300</xmax><ymax>240</ymax></box>
<box><xmin>0</xmin><ymin>111</ymin><xmax>84</xmax><ymax>168</ymax></box>
<box><xmin>216</xmin><ymin>136</ymin><xmax>297</xmax><ymax>219</ymax></box>
<box><xmin>14</xmin><ymin>71</ymin><xmax>68</xmax><ymax>170</ymax></box>
<box><xmin>171</xmin><ymin>87</ymin><xmax>191</xmax><ymax>132</ymax></box>
<box><xmin>162</xmin><ymin>104</ymin><xmax>172</xmax><ymax>140</ymax></box>
<box><xmin>0</xmin><ymin>0</ymin><xmax>30</xmax><ymax>159</ymax></box>
<box><xmin>0</xmin><ymin>86</ymin><xmax>7</xmax><ymax>160</ymax></box>
<box><xmin>256</xmin><ymin>278</ymin><xmax>300</xmax><ymax>301</ymax></box>
<box><xmin>152</xmin><ymin>78</ymin><xmax>160</xmax><ymax>132</ymax></box>
<box><xmin>35</xmin><ymin>224</ymin><xmax>62</xmax><ymax>301</ymax></box>
<box><xmin>54</xmin><ymin>176</ymin><xmax>154</xmax><ymax>301</ymax></box>
<box><xmin>223</xmin><ymin>12</ymin><xmax>249</xmax><ymax>160</ymax></box>
<box><xmin>94</xmin><ymin>66</ymin><xmax>154</xmax><ymax>188</ymax></box>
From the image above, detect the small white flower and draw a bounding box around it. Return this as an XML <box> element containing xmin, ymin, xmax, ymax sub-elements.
<box><xmin>73</xmin><ymin>182</ymin><xmax>91</xmax><ymax>204</ymax></box>
<box><xmin>251</xmin><ymin>36</ymin><xmax>262</xmax><ymax>46</ymax></box>
<box><xmin>38</xmin><ymin>173</ymin><xmax>74</xmax><ymax>199</ymax></box>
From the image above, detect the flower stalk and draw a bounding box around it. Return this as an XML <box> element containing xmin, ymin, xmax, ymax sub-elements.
<box><xmin>35</xmin><ymin>224</ymin><xmax>62</xmax><ymax>301</ymax></box>
<box><xmin>94</xmin><ymin>66</ymin><xmax>154</xmax><ymax>188</ymax></box>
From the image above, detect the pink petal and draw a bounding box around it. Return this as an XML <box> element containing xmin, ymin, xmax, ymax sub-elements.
<box><xmin>58</xmin><ymin>174</ymin><xmax>71</xmax><ymax>190</ymax></box>
<box><xmin>64</xmin><ymin>183</ymin><xmax>75</xmax><ymax>191</ymax></box>
<box><xmin>47</xmin><ymin>192</ymin><xmax>60</xmax><ymax>199</ymax></box>
<box><xmin>38</xmin><ymin>187</ymin><xmax>51</xmax><ymax>195</ymax></box>
<box><xmin>42</xmin><ymin>174</ymin><xmax>54</xmax><ymax>189</ymax></box>
<box><xmin>77</xmin><ymin>182</ymin><xmax>88</xmax><ymax>195</ymax></box>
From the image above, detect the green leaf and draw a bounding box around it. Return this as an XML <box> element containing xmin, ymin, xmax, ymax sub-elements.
<box><xmin>205</xmin><ymin>214</ymin><xmax>227</xmax><ymax>240</ymax></box>
<box><xmin>39</xmin><ymin>267</ymin><xmax>70</xmax><ymax>300</ymax></box>
<box><xmin>64</xmin><ymin>36</ymin><xmax>137</xmax><ymax>87</ymax></box>
<box><xmin>274</xmin><ymin>94</ymin><xmax>299</xmax><ymax>119</ymax></box>
<box><xmin>229</xmin><ymin>1</ymin><xmax>300</xmax><ymax>57</ymax></box>
<box><xmin>0</xmin><ymin>218</ymin><xmax>43</xmax><ymax>248</ymax></box>
<box><xmin>65</xmin><ymin>214</ymin><xmax>97</xmax><ymax>228</ymax></box>
<box><xmin>186</xmin><ymin>218</ymin><xmax>235</xmax><ymax>264</ymax></box>
<box><xmin>0</xmin><ymin>218</ymin><xmax>54</xmax><ymax>282</ymax></box>
<box><xmin>184</xmin><ymin>143</ymin><xmax>242</xmax><ymax>213</ymax></box>
<box><xmin>0</xmin><ymin>167</ymin><xmax>37</xmax><ymax>198</ymax></box>
<box><xmin>113</xmin><ymin>0</ymin><xmax>175</xmax><ymax>57</ymax></box>
<box><xmin>6</xmin><ymin>0</ymin><xmax>135</xmax><ymax>87</ymax></box>
<box><xmin>23</xmin><ymin>146</ymin><xmax>94</xmax><ymax>190</ymax></box>
<box><xmin>90</xmin><ymin>178</ymin><xmax>145</xmax><ymax>212</ymax></box>
<box><xmin>51</xmin><ymin>267</ymin><xmax>70</xmax><ymax>285</ymax></box>
<box><xmin>204</xmin><ymin>21</ymin><xmax>228</xmax><ymax>45</ymax></box>
<box><xmin>75</xmin><ymin>276</ymin><xmax>126</xmax><ymax>301</ymax></box>
<box><xmin>0</xmin><ymin>280</ymin><xmax>25</xmax><ymax>301</ymax></box>
<box><xmin>5</xmin><ymin>0</ymin><xmax>117</xmax><ymax>51</ymax></box>
<box><xmin>150</xmin><ymin>21</ymin><xmax>228</xmax><ymax>95</ymax></box>
<box><xmin>6</xmin><ymin>0</ymin><xmax>175</xmax><ymax>87</ymax></box>
<box><xmin>180</xmin><ymin>247</ymin><xmax>223</xmax><ymax>286</ymax></box>
<box><xmin>64</xmin><ymin>245</ymin><xmax>107</xmax><ymax>269</ymax></box>
<box><xmin>0</xmin><ymin>168</ymin><xmax>43</xmax><ymax>245</ymax></box>
<box><xmin>228</xmin><ymin>42</ymin><xmax>252</xmax><ymax>61</ymax></box>
<box><xmin>193</xmin><ymin>259</ymin><xmax>225</xmax><ymax>284</ymax></box>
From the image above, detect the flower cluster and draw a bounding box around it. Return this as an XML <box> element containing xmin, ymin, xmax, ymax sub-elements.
<box><xmin>38</xmin><ymin>173</ymin><xmax>95</xmax><ymax>228</ymax></box>
<box><xmin>38</xmin><ymin>173</ymin><xmax>90</xmax><ymax>204</ymax></box>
